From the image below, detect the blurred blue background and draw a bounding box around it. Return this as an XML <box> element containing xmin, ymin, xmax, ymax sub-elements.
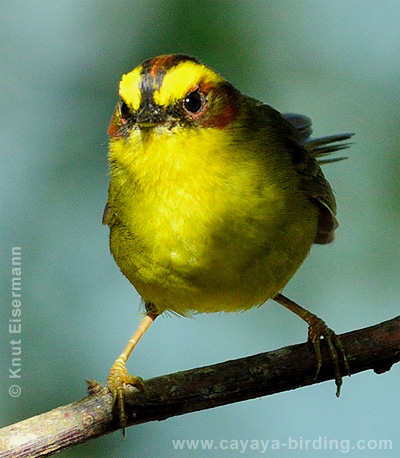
<box><xmin>1</xmin><ymin>1</ymin><xmax>399</xmax><ymax>456</ymax></box>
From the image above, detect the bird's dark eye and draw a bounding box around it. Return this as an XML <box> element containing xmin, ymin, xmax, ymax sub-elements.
<box><xmin>120</xmin><ymin>100</ymin><xmax>130</xmax><ymax>120</ymax></box>
<box><xmin>184</xmin><ymin>91</ymin><xmax>204</xmax><ymax>113</ymax></box>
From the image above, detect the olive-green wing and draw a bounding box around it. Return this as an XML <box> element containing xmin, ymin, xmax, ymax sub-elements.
<box><xmin>283</xmin><ymin>113</ymin><xmax>353</xmax><ymax>244</ymax></box>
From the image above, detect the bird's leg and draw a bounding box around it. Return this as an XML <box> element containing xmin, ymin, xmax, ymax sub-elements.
<box><xmin>273</xmin><ymin>293</ymin><xmax>350</xmax><ymax>396</ymax></box>
<box><xmin>107</xmin><ymin>305</ymin><xmax>158</xmax><ymax>435</ymax></box>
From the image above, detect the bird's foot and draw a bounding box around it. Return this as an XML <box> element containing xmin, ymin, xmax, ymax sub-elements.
<box><xmin>307</xmin><ymin>316</ymin><xmax>350</xmax><ymax>397</ymax></box>
<box><xmin>107</xmin><ymin>360</ymin><xmax>145</xmax><ymax>436</ymax></box>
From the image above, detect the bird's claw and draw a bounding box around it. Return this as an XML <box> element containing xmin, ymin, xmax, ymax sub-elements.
<box><xmin>307</xmin><ymin>317</ymin><xmax>350</xmax><ymax>397</ymax></box>
<box><xmin>107</xmin><ymin>361</ymin><xmax>144</xmax><ymax>436</ymax></box>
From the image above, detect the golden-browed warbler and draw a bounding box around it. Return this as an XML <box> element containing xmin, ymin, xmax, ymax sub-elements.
<box><xmin>103</xmin><ymin>54</ymin><xmax>352</xmax><ymax>432</ymax></box>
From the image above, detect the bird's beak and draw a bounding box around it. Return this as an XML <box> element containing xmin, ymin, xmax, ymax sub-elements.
<box><xmin>137</xmin><ymin>103</ymin><xmax>167</xmax><ymax>127</ymax></box>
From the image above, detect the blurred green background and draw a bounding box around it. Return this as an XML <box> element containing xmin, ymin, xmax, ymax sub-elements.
<box><xmin>1</xmin><ymin>1</ymin><xmax>399</xmax><ymax>457</ymax></box>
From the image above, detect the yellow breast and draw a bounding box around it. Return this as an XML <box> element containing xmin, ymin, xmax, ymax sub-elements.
<box><xmin>107</xmin><ymin>123</ymin><xmax>318</xmax><ymax>315</ymax></box>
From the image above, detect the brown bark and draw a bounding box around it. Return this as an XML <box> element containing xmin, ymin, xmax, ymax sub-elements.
<box><xmin>0</xmin><ymin>316</ymin><xmax>399</xmax><ymax>458</ymax></box>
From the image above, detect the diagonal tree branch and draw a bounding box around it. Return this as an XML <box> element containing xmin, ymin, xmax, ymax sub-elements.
<box><xmin>0</xmin><ymin>316</ymin><xmax>399</xmax><ymax>458</ymax></box>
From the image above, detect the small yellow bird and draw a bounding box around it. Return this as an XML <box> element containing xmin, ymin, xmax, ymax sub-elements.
<box><xmin>103</xmin><ymin>54</ymin><xmax>351</xmax><ymax>431</ymax></box>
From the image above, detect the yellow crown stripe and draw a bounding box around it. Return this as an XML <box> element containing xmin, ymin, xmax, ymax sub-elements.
<box><xmin>119</xmin><ymin>66</ymin><xmax>143</xmax><ymax>111</ymax></box>
<box><xmin>154</xmin><ymin>61</ymin><xmax>223</xmax><ymax>107</ymax></box>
